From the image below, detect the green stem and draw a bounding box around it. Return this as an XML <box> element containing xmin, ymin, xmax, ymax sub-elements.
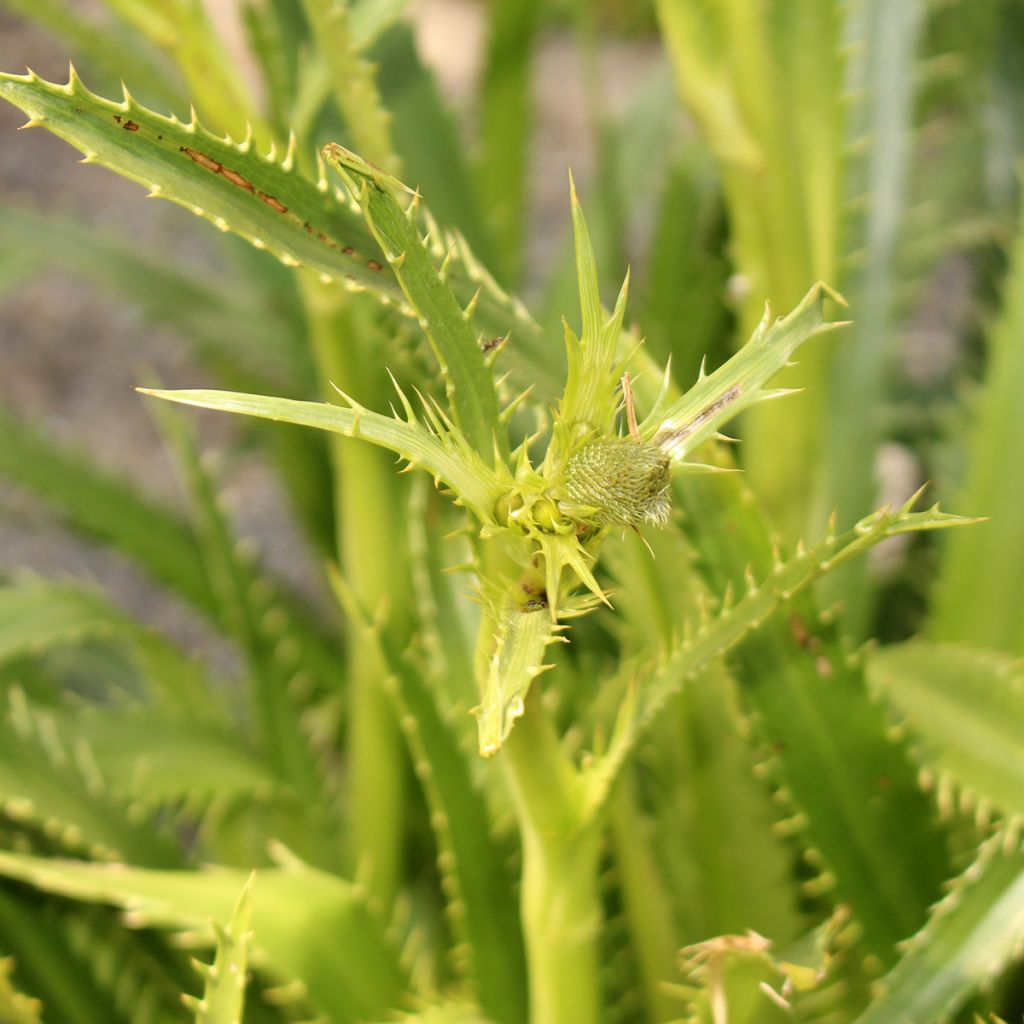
<box><xmin>609</xmin><ymin>772</ymin><xmax>681</xmax><ymax>1022</ymax></box>
<box><xmin>503</xmin><ymin>688</ymin><xmax>601</xmax><ymax>1024</ymax></box>
<box><xmin>303</xmin><ymin>278</ymin><xmax>408</xmax><ymax>910</ymax></box>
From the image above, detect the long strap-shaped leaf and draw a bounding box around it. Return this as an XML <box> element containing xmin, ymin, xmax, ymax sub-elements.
<box><xmin>323</xmin><ymin>144</ymin><xmax>507</xmax><ymax>464</ymax></box>
<box><xmin>867</xmin><ymin>641</ymin><xmax>1024</xmax><ymax>819</ymax></box>
<box><xmin>138</xmin><ymin>387</ymin><xmax>503</xmax><ymax>521</ymax></box>
<box><xmin>0</xmin><ymin>67</ymin><xmax>396</xmax><ymax>295</ymax></box>
<box><xmin>0</xmin><ymin>68</ymin><xmax>555</xmax><ymax>398</ymax></box>
<box><xmin>675</xmin><ymin>467</ymin><xmax>956</xmax><ymax>962</ymax></box>
<box><xmin>330</xmin><ymin>569</ymin><xmax>527</xmax><ymax>1024</ymax></box>
<box><xmin>0</xmin><ymin>851</ymin><xmax>411</xmax><ymax>1024</ymax></box>
<box><xmin>584</xmin><ymin>495</ymin><xmax>979</xmax><ymax>820</ymax></box>
<box><xmin>853</xmin><ymin>828</ymin><xmax>1024</xmax><ymax>1024</ymax></box>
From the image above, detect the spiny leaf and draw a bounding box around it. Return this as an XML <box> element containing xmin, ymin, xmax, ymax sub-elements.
<box><xmin>0</xmin><ymin>402</ymin><xmax>215</xmax><ymax>617</ymax></box>
<box><xmin>0</xmin><ymin>67</ymin><xmax>397</xmax><ymax>295</ymax></box>
<box><xmin>0</xmin><ymin>579</ymin><xmax>219</xmax><ymax>715</ymax></box>
<box><xmin>551</xmin><ymin>181</ymin><xmax>631</xmax><ymax>455</ymax></box>
<box><xmin>674</xmin><ymin>437</ymin><xmax>961</xmax><ymax>964</ymax></box>
<box><xmin>349</xmin><ymin>0</ymin><xmax>413</xmax><ymax>51</ymax></box>
<box><xmin>0</xmin><ymin>67</ymin><xmax>556</xmax><ymax>399</ymax></box>
<box><xmin>323</xmin><ymin>143</ymin><xmax>508</xmax><ymax>464</ymax></box>
<box><xmin>0</xmin><ymin>890</ymin><xmax>184</xmax><ymax>1024</ymax></box>
<box><xmin>931</xmin><ymin>206</ymin><xmax>1024</xmax><ymax>657</ymax></box>
<box><xmin>819</xmin><ymin>0</ymin><xmax>927</xmax><ymax>636</ymax></box>
<box><xmin>867</xmin><ymin>641</ymin><xmax>1024</xmax><ymax>819</ymax></box>
<box><xmin>586</xmin><ymin>496</ymin><xmax>981</xmax><ymax>818</ymax></box>
<box><xmin>184</xmin><ymin>874</ymin><xmax>254</xmax><ymax>1024</ymax></box>
<box><xmin>475</xmin><ymin>602</ymin><xmax>557</xmax><ymax>758</ymax></box>
<box><xmin>139</xmin><ymin>387</ymin><xmax>504</xmax><ymax>521</ymax></box>
<box><xmin>150</xmin><ymin>402</ymin><xmax>327</xmax><ymax>807</ymax></box>
<box><xmin>0</xmin><ymin>705</ymin><xmax>184</xmax><ymax>867</ymax></box>
<box><xmin>643</xmin><ymin>281</ymin><xmax>849</xmax><ymax>461</ymax></box>
<box><xmin>853</xmin><ymin>828</ymin><xmax>1024</xmax><ymax>1024</ymax></box>
<box><xmin>302</xmin><ymin>4</ymin><xmax>397</xmax><ymax>171</ymax></box>
<box><xmin>0</xmin><ymin>851</ymin><xmax>411</xmax><ymax>1024</ymax></box>
<box><xmin>329</xmin><ymin>568</ymin><xmax>527</xmax><ymax>1024</ymax></box>
<box><xmin>68</xmin><ymin>706</ymin><xmax>285</xmax><ymax>809</ymax></box>
<box><xmin>475</xmin><ymin>0</ymin><xmax>541</xmax><ymax>282</ymax></box>
<box><xmin>0</xmin><ymin>406</ymin><xmax>341</xmax><ymax>718</ymax></box>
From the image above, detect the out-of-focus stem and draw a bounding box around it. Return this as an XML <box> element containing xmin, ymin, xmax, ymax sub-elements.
<box><xmin>503</xmin><ymin>688</ymin><xmax>601</xmax><ymax>1024</ymax></box>
<box><xmin>304</xmin><ymin>279</ymin><xmax>408</xmax><ymax>911</ymax></box>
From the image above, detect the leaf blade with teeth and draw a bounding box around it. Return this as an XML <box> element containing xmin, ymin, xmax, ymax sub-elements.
<box><xmin>585</xmin><ymin>500</ymin><xmax>982</xmax><ymax>820</ymax></box>
<box><xmin>137</xmin><ymin>387</ymin><xmax>503</xmax><ymax>522</ymax></box>
<box><xmin>476</xmin><ymin>604</ymin><xmax>557</xmax><ymax>758</ymax></box>
<box><xmin>644</xmin><ymin>281</ymin><xmax>849</xmax><ymax>460</ymax></box>
<box><xmin>867</xmin><ymin>641</ymin><xmax>1024</xmax><ymax>818</ymax></box>
<box><xmin>185</xmin><ymin>874</ymin><xmax>254</xmax><ymax>1024</ymax></box>
<box><xmin>853</xmin><ymin>830</ymin><xmax>1024</xmax><ymax>1024</ymax></box>
<box><xmin>0</xmin><ymin>68</ymin><xmax>402</xmax><ymax>299</ymax></box>
<box><xmin>323</xmin><ymin>143</ymin><xmax>508</xmax><ymax>464</ymax></box>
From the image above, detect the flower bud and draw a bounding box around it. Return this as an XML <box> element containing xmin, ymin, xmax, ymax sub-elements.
<box><xmin>565</xmin><ymin>438</ymin><xmax>671</xmax><ymax>527</ymax></box>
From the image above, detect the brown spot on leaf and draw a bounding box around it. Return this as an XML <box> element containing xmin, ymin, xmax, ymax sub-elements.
<box><xmin>258</xmin><ymin>191</ymin><xmax>288</xmax><ymax>214</ymax></box>
<box><xmin>220</xmin><ymin>167</ymin><xmax>254</xmax><ymax>192</ymax></box>
<box><xmin>123</xmin><ymin>120</ymin><xmax>140</xmax><ymax>132</ymax></box>
<box><xmin>367</xmin><ymin>259</ymin><xmax>383</xmax><ymax>271</ymax></box>
<box><xmin>180</xmin><ymin>146</ymin><xmax>221</xmax><ymax>173</ymax></box>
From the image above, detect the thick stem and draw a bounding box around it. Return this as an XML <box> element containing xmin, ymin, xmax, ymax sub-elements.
<box><xmin>304</xmin><ymin>279</ymin><xmax>408</xmax><ymax>910</ymax></box>
<box><xmin>503</xmin><ymin>689</ymin><xmax>602</xmax><ymax>1024</ymax></box>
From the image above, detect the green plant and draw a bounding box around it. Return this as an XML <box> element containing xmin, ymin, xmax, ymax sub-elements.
<box><xmin>0</xmin><ymin>1</ymin><xmax>1022</xmax><ymax>1022</ymax></box>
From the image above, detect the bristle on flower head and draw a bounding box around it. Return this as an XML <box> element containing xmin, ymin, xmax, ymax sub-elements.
<box><xmin>564</xmin><ymin>437</ymin><xmax>671</xmax><ymax>527</ymax></box>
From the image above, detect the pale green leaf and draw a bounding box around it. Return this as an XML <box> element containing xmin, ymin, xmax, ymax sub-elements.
<box><xmin>819</xmin><ymin>0</ymin><xmax>927</xmax><ymax>634</ymax></box>
<box><xmin>70</xmin><ymin>707</ymin><xmax>284</xmax><ymax>808</ymax></box>
<box><xmin>150</xmin><ymin>402</ymin><xmax>326</xmax><ymax>807</ymax></box>
<box><xmin>0</xmin><ymin>68</ymin><xmax>555</xmax><ymax>402</ymax></box>
<box><xmin>675</xmin><ymin>466</ymin><xmax>955</xmax><ymax>963</ymax></box>
<box><xmin>642</xmin><ymin>281</ymin><xmax>848</xmax><ymax>461</ymax></box>
<box><xmin>329</xmin><ymin>568</ymin><xmax>527</xmax><ymax>1024</ymax></box>
<box><xmin>854</xmin><ymin>829</ymin><xmax>1024</xmax><ymax>1024</ymax></box>
<box><xmin>185</xmin><ymin>874</ymin><xmax>254</xmax><ymax>1024</ymax></box>
<box><xmin>587</xmin><ymin>497</ymin><xmax>981</xmax><ymax>819</ymax></box>
<box><xmin>0</xmin><ymin>579</ymin><xmax>218</xmax><ymax>714</ymax></box>
<box><xmin>0</xmin><ymin>403</ymin><xmax>215</xmax><ymax>617</ymax></box>
<box><xmin>0</xmin><ymin>852</ymin><xmax>410</xmax><ymax>1024</ymax></box>
<box><xmin>868</xmin><ymin>641</ymin><xmax>1024</xmax><ymax>818</ymax></box>
<box><xmin>552</xmin><ymin>180</ymin><xmax>631</xmax><ymax>451</ymax></box>
<box><xmin>476</xmin><ymin>602</ymin><xmax>557</xmax><ymax>759</ymax></box>
<box><xmin>0</xmin><ymin>68</ymin><xmax>393</xmax><ymax>296</ymax></box>
<box><xmin>0</xmin><ymin>716</ymin><xmax>183</xmax><ymax>867</ymax></box>
<box><xmin>323</xmin><ymin>144</ymin><xmax>507</xmax><ymax>463</ymax></box>
<box><xmin>475</xmin><ymin>0</ymin><xmax>541</xmax><ymax>282</ymax></box>
<box><xmin>932</xmin><ymin>209</ymin><xmax>1024</xmax><ymax>657</ymax></box>
<box><xmin>349</xmin><ymin>0</ymin><xmax>412</xmax><ymax>51</ymax></box>
<box><xmin>138</xmin><ymin>387</ymin><xmax>503</xmax><ymax>521</ymax></box>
